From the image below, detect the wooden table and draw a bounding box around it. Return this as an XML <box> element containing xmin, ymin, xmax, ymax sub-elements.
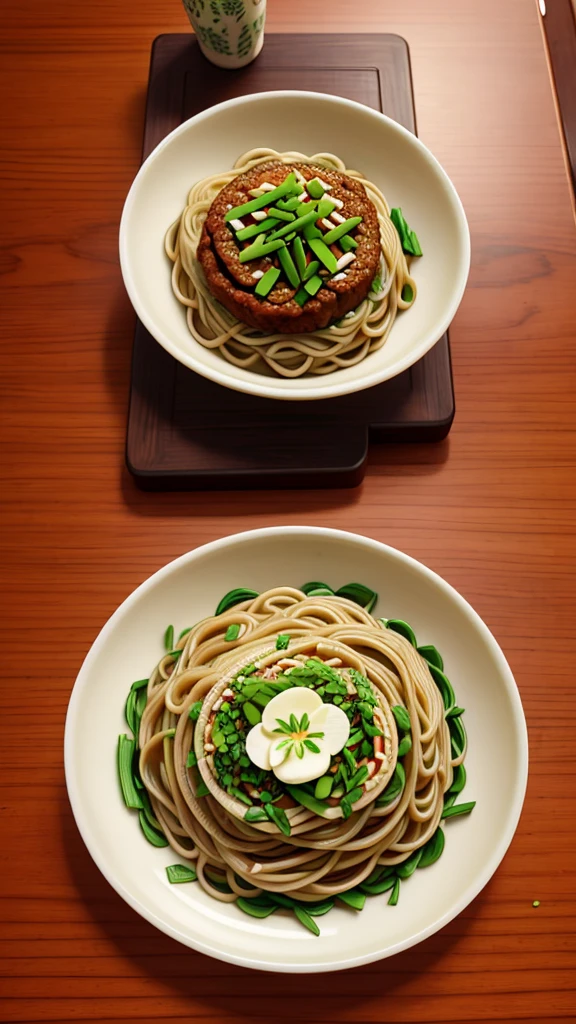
<box><xmin>1</xmin><ymin>0</ymin><xmax>575</xmax><ymax>1020</ymax></box>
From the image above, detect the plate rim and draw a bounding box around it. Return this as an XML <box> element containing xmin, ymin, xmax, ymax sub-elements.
<box><xmin>64</xmin><ymin>526</ymin><xmax>528</xmax><ymax>972</ymax></box>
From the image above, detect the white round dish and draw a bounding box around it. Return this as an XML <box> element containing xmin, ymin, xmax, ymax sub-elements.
<box><xmin>119</xmin><ymin>91</ymin><xmax>470</xmax><ymax>401</ymax></box>
<box><xmin>65</xmin><ymin>527</ymin><xmax>527</xmax><ymax>972</ymax></box>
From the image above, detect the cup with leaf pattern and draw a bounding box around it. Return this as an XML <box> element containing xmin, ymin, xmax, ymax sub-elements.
<box><xmin>183</xmin><ymin>0</ymin><xmax>266</xmax><ymax>69</ymax></box>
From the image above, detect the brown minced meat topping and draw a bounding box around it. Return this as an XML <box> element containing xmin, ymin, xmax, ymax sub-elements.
<box><xmin>196</xmin><ymin>161</ymin><xmax>381</xmax><ymax>335</ymax></box>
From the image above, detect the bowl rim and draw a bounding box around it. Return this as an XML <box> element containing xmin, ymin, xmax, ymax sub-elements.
<box><xmin>64</xmin><ymin>526</ymin><xmax>528</xmax><ymax>972</ymax></box>
<box><xmin>119</xmin><ymin>90</ymin><xmax>471</xmax><ymax>401</ymax></box>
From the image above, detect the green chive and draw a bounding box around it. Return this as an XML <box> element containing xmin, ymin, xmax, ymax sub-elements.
<box><xmin>265</xmin><ymin>803</ymin><xmax>291</xmax><ymax>836</ymax></box>
<box><xmin>276</xmin><ymin>196</ymin><xmax>301</xmax><ymax>211</ymax></box>
<box><xmin>117</xmin><ymin>735</ymin><xmax>143</xmax><ymax>809</ymax></box>
<box><xmin>285</xmin><ymin>784</ymin><xmax>329</xmax><ymax>816</ymax></box>
<box><xmin>276</xmin><ymin>633</ymin><xmax>291</xmax><ymax>650</ymax></box>
<box><xmin>178</xmin><ymin>626</ymin><xmax>192</xmax><ymax>641</ymax></box>
<box><xmin>388</xmin><ymin>877</ymin><xmax>400</xmax><ymax>905</ymax></box>
<box><xmin>164</xmin><ymin>625</ymin><xmax>174</xmax><ymax>651</ymax></box>
<box><xmin>441</xmin><ymin>801</ymin><xmax>476</xmax><ymax>819</ymax></box>
<box><xmin>292</xmin><ymin>236</ymin><xmax>307</xmax><ymax>278</ymax></box>
<box><xmin>448</xmin><ymin>764</ymin><xmax>467</xmax><ymax>794</ymax></box>
<box><xmin>166</xmin><ymin>863</ymin><xmax>197</xmax><ymax>884</ymax></box>
<box><xmin>322</xmin><ymin>217</ymin><xmax>362</xmax><ymax>246</ymax></box>
<box><xmin>401</xmin><ymin>283</ymin><xmax>414</xmax><ymax>303</ymax></box>
<box><xmin>335</xmin><ymin>582</ymin><xmax>377</xmax><ymax>611</ymax></box>
<box><xmin>338</xmin><ymin>889</ymin><xmax>366</xmax><ymax>911</ymax></box>
<box><xmin>386</xmin><ymin>618</ymin><xmax>418</xmax><ymax>646</ymax></box>
<box><xmin>237</xmin><ymin>897</ymin><xmax>277</xmax><ymax>919</ymax></box>
<box><xmin>409</xmin><ymin>229</ymin><xmax>422</xmax><ymax>256</ymax></box>
<box><xmin>268</xmin><ymin>209</ymin><xmax>319</xmax><ymax>240</ymax></box>
<box><xmin>306</xmin><ymin>178</ymin><xmax>325</xmax><ymax>199</ymax></box>
<box><xmin>363</xmin><ymin>721</ymin><xmax>384</xmax><ymax>738</ymax></box>
<box><xmin>225</xmin><ymin>172</ymin><xmax>300</xmax><ymax>220</ymax></box>
<box><xmin>239</xmin><ymin>239</ymin><xmax>285</xmax><ymax>264</ymax></box>
<box><xmin>418</xmin><ymin>827</ymin><xmax>445</xmax><ymax>867</ymax></box>
<box><xmin>428</xmin><ymin>663</ymin><xmax>456</xmax><ymax>711</ymax></box>
<box><xmin>235</xmin><ymin>217</ymin><xmax>280</xmax><ymax>241</ymax></box>
<box><xmin>348</xmin><ymin>765</ymin><xmax>369</xmax><ymax>790</ymax></box>
<box><xmin>294</xmin><ymin>286</ymin><xmax>309</xmax><ymax>306</ymax></box>
<box><xmin>308</xmin><ymin>237</ymin><xmax>338</xmax><ymax>273</ymax></box>
<box><xmin>302</xmin><ymin>259</ymin><xmax>320</xmax><ymax>282</ymax></box>
<box><xmin>267</xmin><ymin>207</ymin><xmax>296</xmax><ymax>223</ymax></box>
<box><xmin>138</xmin><ymin>810</ymin><xmax>168</xmax><ymax>847</ymax></box>
<box><xmin>224</xmin><ymin>623</ymin><xmax>241</xmax><ymax>642</ymax></box>
<box><xmin>293</xmin><ymin>905</ymin><xmax>320</xmax><ymax>935</ymax></box>
<box><xmin>254</xmin><ymin>267</ymin><xmax>281</xmax><ymax>296</ymax></box>
<box><xmin>267</xmin><ymin>892</ymin><xmax>297</xmax><ymax>908</ymax></box>
<box><xmin>124</xmin><ymin>688</ymin><xmax>137</xmax><ymax>736</ymax></box>
<box><xmin>317</xmin><ymin>197</ymin><xmax>336</xmax><ymax>218</ymax></box>
<box><xmin>343</xmin><ymin>746</ymin><xmax>356</xmax><ymax>773</ymax></box>
<box><xmin>130</xmin><ymin>678</ymin><xmax>149</xmax><ymax>692</ymax></box>
<box><xmin>314</xmin><ymin>776</ymin><xmax>333</xmax><ymax>800</ymax></box>
<box><xmin>277</xmin><ymin>246</ymin><xmax>300</xmax><ymax>288</ymax></box>
<box><xmin>304</xmin><ymin>274</ymin><xmax>323</xmax><ymax>296</ymax></box>
<box><xmin>244</xmin><ymin>806</ymin><xmax>268</xmax><ymax>823</ymax></box>
<box><xmin>449</xmin><ymin>714</ymin><xmax>467</xmax><ymax>758</ymax></box>
<box><xmin>340</xmin><ymin>234</ymin><xmax>358</xmax><ymax>252</ymax></box>
<box><xmin>302</xmin><ymin>221</ymin><xmax>323</xmax><ymax>241</ymax></box>
<box><xmin>446</xmin><ymin>706</ymin><xmax>466</xmax><ymax>719</ymax></box>
<box><xmin>296</xmin><ymin>199</ymin><xmax>318</xmax><ymax>215</ymax></box>
<box><xmin>166</xmin><ymin>649</ymin><xmax>182</xmax><ymax>661</ymax></box>
<box><xmin>392</xmin><ymin>705</ymin><xmax>411</xmax><ymax>732</ymax></box>
<box><xmin>243</xmin><ymin>701</ymin><xmax>261</xmax><ymax>726</ymax></box>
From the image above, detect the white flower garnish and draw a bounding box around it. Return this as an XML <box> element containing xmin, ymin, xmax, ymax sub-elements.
<box><xmin>245</xmin><ymin>686</ymin><xmax>350</xmax><ymax>785</ymax></box>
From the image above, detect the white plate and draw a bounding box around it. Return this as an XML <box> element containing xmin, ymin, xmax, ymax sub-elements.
<box><xmin>65</xmin><ymin>528</ymin><xmax>528</xmax><ymax>972</ymax></box>
<box><xmin>119</xmin><ymin>91</ymin><xmax>470</xmax><ymax>400</ymax></box>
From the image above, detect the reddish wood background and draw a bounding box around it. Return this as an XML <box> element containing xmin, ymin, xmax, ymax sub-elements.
<box><xmin>1</xmin><ymin>0</ymin><xmax>575</xmax><ymax>1021</ymax></box>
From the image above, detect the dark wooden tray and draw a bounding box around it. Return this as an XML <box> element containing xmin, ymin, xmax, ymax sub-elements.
<box><xmin>126</xmin><ymin>33</ymin><xmax>455</xmax><ymax>490</ymax></box>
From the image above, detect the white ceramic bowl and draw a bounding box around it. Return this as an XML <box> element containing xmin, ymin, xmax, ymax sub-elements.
<box><xmin>65</xmin><ymin>528</ymin><xmax>527</xmax><ymax>972</ymax></box>
<box><xmin>119</xmin><ymin>92</ymin><xmax>470</xmax><ymax>401</ymax></box>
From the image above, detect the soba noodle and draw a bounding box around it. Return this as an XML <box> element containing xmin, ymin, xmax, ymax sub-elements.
<box><xmin>122</xmin><ymin>585</ymin><xmax>471</xmax><ymax>927</ymax></box>
<box><xmin>164</xmin><ymin>149</ymin><xmax>417</xmax><ymax>378</ymax></box>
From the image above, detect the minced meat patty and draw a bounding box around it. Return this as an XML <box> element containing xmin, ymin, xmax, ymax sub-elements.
<box><xmin>196</xmin><ymin>161</ymin><xmax>380</xmax><ymax>335</ymax></box>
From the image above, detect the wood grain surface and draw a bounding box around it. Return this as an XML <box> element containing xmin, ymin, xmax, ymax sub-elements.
<box><xmin>1</xmin><ymin>0</ymin><xmax>575</xmax><ymax>1021</ymax></box>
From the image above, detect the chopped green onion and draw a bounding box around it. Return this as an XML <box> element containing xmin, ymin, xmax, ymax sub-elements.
<box><xmin>255</xmin><ymin>266</ymin><xmax>281</xmax><ymax>297</ymax></box>
<box><xmin>322</xmin><ymin>216</ymin><xmax>363</xmax><ymax>246</ymax></box>
<box><xmin>401</xmin><ymin>282</ymin><xmax>414</xmax><ymax>303</ymax></box>
<box><xmin>235</xmin><ymin>217</ymin><xmax>280</xmax><ymax>241</ymax></box>
<box><xmin>285</xmin><ymin>784</ymin><xmax>329</xmax><ymax>816</ymax></box>
<box><xmin>164</xmin><ymin>625</ymin><xmax>174</xmax><ymax>651</ymax></box>
<box><xmin>138</xmin><ymin>810</ymin><xmax>168</xmax><ymax>846</ymax></box>
<box><xmin>265</xmin><ymin>803</ymin><xmax>291</xmax><ymax>836</ymax></box>
<box><xmin>304</xmin><ymin>274</ymin><xmax>323</xmax><ymax>296</ymax></box>
<box><xmin>195</xmin><ymin>779</ymin><xmax>210</xmax><ymax>798</ymax></box>
<box><xmin>296</xmin><ymin>199</ymin><xmax>318</xmax><ymax>215</ymax></box>
<box><xmin>166</xmin><ymin>863</ymin><xmax>197</xmax><ymax>884</ymax></box>
<box><xmin>314</xmin><ymin>775</ymin><xmax>333</xmax><ymax>800</ymax></box>
<box><xmin>292</xmin><ymin>236</ymin><xmax>307</xmax><ymax>278</ymax></box>
<box><xmin>276</xmin><ymin>196</ymin><xmax>301</xmax><ymax>212</ymax></box>
<box><xmin>117</xmin><ymin>735</ymin><xmax>143</xmax><ymax>809</ymax></box>
<box><xmin>306</xmin><ymin>178</ymin><xmax>325</xmax><ymax>199</ymax></box>
<box><xmin>244</xmin><ymin>806</ymin><xmax>268</xmax><ymax>823</ymax></box>
<box><xmin>302</xmin><ymin>260</ymin><xmax>320</xmax><ymax>282</ymax></box>
<box><xmin>294</xmin><ymin>286</ymin><xmax>310</xmax><ymax>306</ymax></box>
<box><xmin>340</xmin><ymin>234</ymin><xmax>358</xmax><ymax>252</ymax></box>
<box><xmin>239</xmin><ymin>238</ymin><xmax>285</xmax><ymax>264</ymax></box>
<box><xmin>189</xmin><ymin>700</ymin><xmax>203</xmax><ymax>721</ymax></box>
<box><xmin>130</xmin><ymin>678</ymin><xmax>149</xmax><ymax>692</ymax></box>
<box><xmin>268</xmin><ymin>209</ymin><xmax>319</xmax><ymax>240</ymax></box>
<box><xmin>392</xmin><ymin>705</ymin><xmax>411</xmax><ymax>732</ymax></box>
<box><xmin>388</xmin><ymin>877</ymin><xmax>400</xmax><ymax>905</ymax></box>
<box><xmin>397</xmin><ymin>735</ymin><xmax>412</xmax><ymax>757</ymax></box>
<box><xmin>276</xmin><ymin>633</ymin><xmax>291</xmax><ymax>650</ymax></box>
<box><xmin>418</xmin><ymin>826</ymin><xmax>445</xmax><ymax>867</ymax></box>
<box><xmin>317</xmin><ymin>198</ymin><xmax>336</xmax><ymax>218</ymax></box>
<box><xmin>186</xmin><ymin>750</ymin><xmax>197</xmax><ymax>768</ymax></box>
<box><xmin>224</xmin><ymin>623</ymin><xmax>241</xmax><ymax>642</ymax></box>
<box><xmin>266</xmin><ymin>207</ymin><xmax>296</xmax><ymax>223</ymax></box>
<box><xmin>302</xmin><ymin>221</ymin><xmax>323</xmax><ymax>240</ymax></box>
<box><xmin>277</xmin><ymin>246</ymin><xmax>300</xmax><ymax>288</ymax></box>
<box><xmin>308</xmin><ymin>237</ymin><xmax>338</xmax><ymax>273</ymax></box>
<box><xmin>225</xmin><ymin>172</ymin><xmax>300</xmax><ymax>221</ymax></box>
<box><xmin>243</xmin><ymin>701</ymin><xmax>262</xmax><ymax>725</ymax></box>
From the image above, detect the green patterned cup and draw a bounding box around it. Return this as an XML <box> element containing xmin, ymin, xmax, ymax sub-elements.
<box><xmin>183</xmin><ymin>0</ymin><xmax>266</xmax><ymax>68</ymax></box>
